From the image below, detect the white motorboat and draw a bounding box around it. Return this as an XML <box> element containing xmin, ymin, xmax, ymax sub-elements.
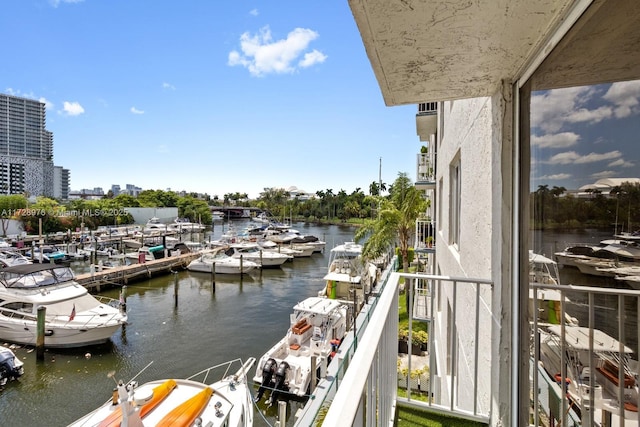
<box><xmin>0</xmin><ymin>250</ymin><xmax>32</xmax><ymax>267</ymax></box>
<box><xmin>529</xmin><ymin>251</ymin><xmax>560</xmax><ymax>286</ymax></box>
<box><xmin>144</xmin><ymin>217</ymin><xmax>175</xmax><ymax>233</ymax></box>
<box><xmin>0</xmin><ymin>345</ymin><xmax>24</xmax><ymax>386</ymax></box>
<box><xmin>288</xmin><ymin>243</ymin><xmax>315</xmax><ymax>258</ymax></box>
<box><xmin>554</xmin><ymin>244</ymin><xmax>600</xmax><ymax>268</ymax></box>
<box><xmin>318</xmin><ymin>242</ymin><xmax>378</xmax><ymax>311</ymax></box>
<box><xmin>212</xmin><ymin>211</ymin><xmax>225</xmax><ymax>221</ymax></box>
<box><xmin>187</xmin><ymin>250</ymin><xmax>260</xmax><ymax>274</ymax></box>
<box><xmin>224</xmin><ymin>242</ymin><xmax>292</xmax><ymax>268</ymax></box>
<box><xmin>68</xmin><ymin>357</ymin><xmax>256</xmax><ymax>427</ymax></box>
<box><xmin>258</xmin><ymin>240</ymin><xmax>299</xmax><ymax>258</ymax></box>
<box><xmin>173</xmin><ymin>217</ymin><xmax>206</xmax><ymax>233</ymax></box>
<box><xmin>0</xmin><ymin>263</ymin><xmax>127</xmax><ymax>348</ymax></box>
<box><xmin>124</xmin><ymin>245</ymin><xmax>166</xmax><ymax>263</ymax></box>
<box><xmin>253</xmin><ymin>297</ymin><xmax>349</xmax><ymax>404</ymax></box>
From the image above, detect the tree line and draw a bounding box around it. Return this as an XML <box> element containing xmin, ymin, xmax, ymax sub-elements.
<box><xmin>0</xmin><ymin>179</ymin><xmax>394</xmax><ymax>234</ymax></box>
<box><xmin>531</xmin><ymin>182</ymin><xmax>640</xmax><ymax>232</ymax></box>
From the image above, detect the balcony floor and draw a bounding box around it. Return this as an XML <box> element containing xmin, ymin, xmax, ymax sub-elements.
<box><xmin>395</xmin><ymin>403</ymin><xmax>488</xmax><ymax>426</ymax></box>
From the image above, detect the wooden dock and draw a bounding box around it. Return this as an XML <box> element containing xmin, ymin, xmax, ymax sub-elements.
<box><xmin>75</xmin><ymin>252</ymin><xmax>202</xmax><ymax>292</ymax></box>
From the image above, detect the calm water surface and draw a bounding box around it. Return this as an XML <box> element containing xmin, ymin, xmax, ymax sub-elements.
<box><xmin>0</xmin><ymin>221</ymin><xmax>357</xmax><ymax>427</ymax></box>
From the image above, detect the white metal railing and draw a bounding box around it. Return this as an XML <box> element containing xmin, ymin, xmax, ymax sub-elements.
<box><xmin>321</xmin><ymin>270</ymin><xmax>493</xmax><ymax>426</ymax></box>
<box><xmin>418</xmin><ymin>102</ymin><xmax>438</xmax><ymax>114</ymax></box>
<box><xmin>415</xmin><ymin>218</ymin><xmax>436</xmax><ymax>250</ymax></box>
<box><xmin>416</xmin><ymin>152</ymin><xmax>436</xmax><ymax>183</ymax></box>
<box><xmin>530</xmin><ymin>282</ymin><xmax>640</xmax><ymax>427</ymax></box>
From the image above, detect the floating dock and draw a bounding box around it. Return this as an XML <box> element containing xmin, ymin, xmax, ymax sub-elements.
<box><xmin>75</xmin><ymin>252</ymin><xmax>201</xmax><ymax>292</ymax></box>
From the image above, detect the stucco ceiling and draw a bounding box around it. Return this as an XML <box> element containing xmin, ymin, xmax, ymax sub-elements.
<box><xmin>348</xmin><ymin>0</ymin><xmax>639</xmax><ymax>105</ymax></box>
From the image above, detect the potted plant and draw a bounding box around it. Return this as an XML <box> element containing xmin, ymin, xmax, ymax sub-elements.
<box><xmin>420</xmin><ymin>145</ymin><xmax>428</xmax><ymax>154</ymax></box>
<box><xmin>398</xmin><ymin>327</ymin><xmax>409</xmax><ymax>354</ymax></box>
<box><xmin>425</xmin><ymin>236</ymin><xmax>434</xmax><ymax>248</ymax></box>
<box><xmin>412</xmin><ymin>330</ymin><xmax>429</xmax><ymax>352</ymax></box>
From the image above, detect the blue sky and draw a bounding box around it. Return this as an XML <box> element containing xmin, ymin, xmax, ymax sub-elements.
<box><xmin>2</xmin><ymin>0</ymin><xmax>418</xmax><ymax>198</ymax></box>
<box><xmin>531</xmin><ymin>81</ymin><xmax>640</xmax><ymax>191</ymax></box>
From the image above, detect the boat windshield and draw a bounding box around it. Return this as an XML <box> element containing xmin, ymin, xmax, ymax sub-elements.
<box><xmin>1</xmin><ymin>265</ymin><xmax>75</xmax><ymax>288</ymax></box>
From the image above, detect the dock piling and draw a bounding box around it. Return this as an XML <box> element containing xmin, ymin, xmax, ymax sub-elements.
<box><xmin>36</xmin><ymin>306</ymin><xmax>46</xmax><ymax>361</ymax></box>
<box><xmin>174</xmin><ymin>273</ymin><xmax>179</xmax><ymax>308</ymax></box>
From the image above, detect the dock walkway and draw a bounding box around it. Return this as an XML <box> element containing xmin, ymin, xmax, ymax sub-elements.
<box><xmin>75</xmin><ymin>252</ymin><xmax>201</xmax><ymax>291</ymax></box>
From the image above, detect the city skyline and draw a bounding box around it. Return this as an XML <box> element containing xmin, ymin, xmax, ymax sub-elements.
<box><xmin>3</xmin><ymin>0</ymin><xmax>418</xmax><ymax>199</ymax></box>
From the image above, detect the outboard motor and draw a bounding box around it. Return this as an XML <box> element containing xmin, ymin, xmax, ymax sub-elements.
<box><xmin>267</xmin><ymin>361</ymin><xmax>290</xmax><ymax>406</ymax></box>
<box><xmin>255</xmin><ymin>358</ymin><xmax>277</xmax><ymax>402</ymax></box>
<box><xmin>0</xmin><ymin>348</ymin><xmax>23</xmax><ymax>386</ymax></box>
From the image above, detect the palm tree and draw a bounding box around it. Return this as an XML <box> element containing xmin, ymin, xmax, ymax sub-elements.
<box><xmin>355</xmin><ymin>173</ymin><xmax>427</xmax><ymax>305</ymax></box>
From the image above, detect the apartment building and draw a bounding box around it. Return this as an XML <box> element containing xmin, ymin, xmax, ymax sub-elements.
<box><xmin>347</xmin><ymin>1</ymin><xmax>639</xmax><ymax>425</ymax></box>
<box><xmin>0</xmin><ymin>93</ymin><xmax>69</xmax><ymax>198</ymax></box>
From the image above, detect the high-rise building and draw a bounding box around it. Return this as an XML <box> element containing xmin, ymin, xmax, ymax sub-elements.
<box><xmin>53</xmin><ymin>166</ymin><xmax>70</xmax><ymax>200</ymax></box>
<box><xmin>0</xmin><ymin>93</ymin><xmax>68</xmax><ymax>197</ymax></box>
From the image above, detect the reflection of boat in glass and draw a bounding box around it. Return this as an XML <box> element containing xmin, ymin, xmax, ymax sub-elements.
<box><xmin>538</xmin><ymin>325</ymin><xmax>639</xmax><ymax>424</ymax></box>
<box><xmin>69</xmin><ymin>357</ymin><xmax>256</xmax><ymax>427</ymax></box>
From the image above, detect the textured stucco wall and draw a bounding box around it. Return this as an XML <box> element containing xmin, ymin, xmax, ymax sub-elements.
<box><xmin>433</xmin><ymin>93</ymin><xmax>502</xmax><ymax>417</ymax></box>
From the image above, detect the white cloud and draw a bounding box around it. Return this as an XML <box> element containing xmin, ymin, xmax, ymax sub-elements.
<box><xmin>49</xmin><ymin>0</ymin><xmax>84</xmax><ymax>7</ymax></box>
<box><xmin>603</xmin><ymin>80</ymin><xmax>640</xmax><ymax>118</ymax></box>
<box><xmin>162</xmin><ymin>82</ymin><xmax>175</xmax><ymax>90</ymax></box>
<box><xmin>61</xmin><ymin>101</ymin><xmax>85</xmax><ymax>116</ymax></box>
<box><xmin>608</xmin><ymin>158</ymin><xmax>635</xmax><ymax>168</ymax></box>
<box><xmin>299</xmin><ymin>50</ymin><xmax>327</xmax><ymax>68</ymax></box>
<box><xmin>547</xmin><ymin>150</ymin><xmax>622</xmax><ymax>165</ymax></box>
<box><xmin>228</xmin><ymin>26</ymin><xmax>326</xmax><ymax>76</ymax></box>
<box><xmin>249</xmin><ymin>9</ymin><xmax>259</xmax><ymax>16</ymax></box>
<box><xmin>38</xmin><ymin>97</ymin><xmax>54</xmax><ymax>110</ymax></box>
<box><xmin>130</xmin><ymin>107</ymin><xmax>144</xmax><ymax>115</ymax></box>
<box><xmin>538</xmin><ymin>173</ymin><xmax>572</xmax><ymax>180</ymax></box>
<box><xmin>531</xmin><ymin>86</ymin><xmax>595</xmax><ymax>133</ymax></box>
<box><xmin>532</xmin><ymin>80</ymin><xmax>640</xmax><ymax>133</ymax></box>
<box><xmin>591</xmin><ymin>170</ymin><xmax>617</xmax><ymax>179</ymax></box>
<box><xmin>531</xmin><ymin>132</ymin><xmax>579</xmax><ymax>149</ymax></box>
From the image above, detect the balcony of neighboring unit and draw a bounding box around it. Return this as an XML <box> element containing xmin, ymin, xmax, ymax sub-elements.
<box><xmin>415</xmin><ymin>152</ymin><xmax>435</xmax><ymax>190</ymax></box>
<box><xmin>416</xmin><ymin>102</ymin><xmax>437</xmax><ymax>142</ymax></box>
<box><xmin>415</xmin><ymin>218</ymin><xmax>435</xmax><ymax>255</ymax></box>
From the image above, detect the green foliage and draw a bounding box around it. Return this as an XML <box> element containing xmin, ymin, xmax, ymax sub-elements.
<box><xmin>396</xmin><ymin>247</ymin><xmax>415</xmax><ymax>267</ymax></box>
<box><xmin>395</xmin><ymin>403</ymin><xmax>487</xmax><ymax>426</ymax></box>
<box><xmin>177</xmin><ymin>196</ymin><xmax>212</xmax><ymax>224</ymax></box>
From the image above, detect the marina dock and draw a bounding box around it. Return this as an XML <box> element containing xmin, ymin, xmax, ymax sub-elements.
<box><xmin>75</xmin><ymin>252</ymin><xmax>201</xmax><ymax>291</ymax></box>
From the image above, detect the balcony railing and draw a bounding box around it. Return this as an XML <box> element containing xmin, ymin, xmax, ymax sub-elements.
<box><xmin>415</xmin><ymin>218</ymin><xmax>436</xmax><ymax>252</ymax></box>
<box><xmin>318</xmin><ymin>269</ymin><xmax>493</xmax><ymax>426</ymax></box>
<box><xmin>416</xmin><ymin>152</ymin><xmax>436</xmax><ymax>184</ymax></box>
<box><xmin>418</xmin><ymin>102</ymin><xmax>438</xmax><ymax>115</ymax></box>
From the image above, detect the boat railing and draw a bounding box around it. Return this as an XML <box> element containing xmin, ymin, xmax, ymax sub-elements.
<box><xmin>186</xmin><ymin>357</ymin><xmax>256</xmax><ymax>385</ymax></box>
<box><xmin>0</xmin><ymin>303</ymin><xmax>124</xmax><ymax>326</ymax></box>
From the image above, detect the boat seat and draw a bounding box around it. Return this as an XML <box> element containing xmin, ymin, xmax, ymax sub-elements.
<box><xmin>597</xmin><ymin>360</ymin><xmax>635</xmax><ymax>388</ymax></box>
<box><xmin>292</xmin><ymin>323</ymin><xmax>312</xmax><ymax>335</ymax></box>
<box><xmin>289</xmin><ymin>343</ymin><xmax>301</xmax><ymax>351</ymax></box>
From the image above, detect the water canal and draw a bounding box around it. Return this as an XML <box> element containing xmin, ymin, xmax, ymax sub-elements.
<box><xmin>0</xmin><ymin>221</ymin><xmax>357</xmax><ymax>427</ymax></box>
